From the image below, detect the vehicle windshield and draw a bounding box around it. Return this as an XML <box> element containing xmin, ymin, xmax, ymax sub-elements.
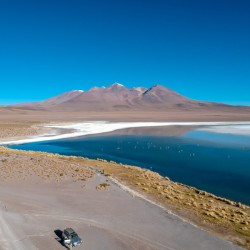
<box><xmin>70</xmin><ymin>232</ymin><xmax>78</xmax><ymax>238</ymax></box>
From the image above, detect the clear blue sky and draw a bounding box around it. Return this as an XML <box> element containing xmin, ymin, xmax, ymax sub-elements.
<box><xmin>0</xmin><ymin>0</ymin><xmax>249</xmax><ymax>105</ymax></box>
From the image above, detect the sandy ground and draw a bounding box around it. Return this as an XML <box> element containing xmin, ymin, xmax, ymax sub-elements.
<box><xmin>1</xmin><ymin>108</ymin><xmax>250</xmax><ymax>123</ymax></box>
<box><xmin>0</xmin><ymin>113</ymin><xmax>249</xmax><ymax>249</ymax></box>
<box><xmin>0</xmin><ymin>176</ymin><xmax>242</xmax><ymax>250</ymax></box>
<box><xmin>0</xmin><ymin>148</ymin><xmax>245</xmax><ymax>250</ymax></box>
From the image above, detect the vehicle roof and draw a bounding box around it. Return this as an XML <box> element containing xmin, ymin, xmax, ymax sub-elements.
<box><xmin>64</xmin><ymin>228</ymin><xmax>75</xmax><ymax>234</ymax></box>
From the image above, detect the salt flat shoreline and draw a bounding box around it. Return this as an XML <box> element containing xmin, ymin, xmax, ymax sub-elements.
<box><xmin>0</xmin><ymin>146</ymin><xmax>248</xmax><ymax>249</ymax></box>
<box><xmin>1</xmin><ymin>120</ymin><xmax>250</xmax><ymax>145</ymax></box>
<box><xmin>1</xmin><ymin>121</ymin><xmax>250</xmax><ymax>249</ymax></box>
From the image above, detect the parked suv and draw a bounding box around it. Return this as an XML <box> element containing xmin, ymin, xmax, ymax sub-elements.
<box><xmin>62</xmin><ymin>228</ymin><xmax>83</xmax><ymax>247</ymax></box>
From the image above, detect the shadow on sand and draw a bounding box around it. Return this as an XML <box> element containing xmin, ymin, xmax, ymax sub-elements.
<box><xmin>54</xmin><ymin>229</ymin><xmax>67</xmax><ymax>248</ymax></box>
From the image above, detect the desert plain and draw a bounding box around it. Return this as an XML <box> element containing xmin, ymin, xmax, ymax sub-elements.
<box><xmin>0</xmin><ymin>108</ymin><xmax>250</xmax><ymax>249</ymax></box>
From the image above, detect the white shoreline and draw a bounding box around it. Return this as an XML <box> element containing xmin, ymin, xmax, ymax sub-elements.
<box><xmin>198</xmin><ymin>124</ymin><xmax>250</xmax><ymax>136</ymax></box>
<box><xmin>1</xmin><ymin>121</ymin><xmax>250</xmax><ymax>145</ymax></box>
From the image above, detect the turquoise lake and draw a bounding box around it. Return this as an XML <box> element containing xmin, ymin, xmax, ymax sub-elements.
<box><xmin>9</xmin><ymin>129</ymin><xmax>250</xmax><ymax>205</ymax></box>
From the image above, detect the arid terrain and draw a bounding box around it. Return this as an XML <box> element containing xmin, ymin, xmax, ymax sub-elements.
<box><xmin>0</xmin><ymin>119</ymin><xmax>250</xmax><ymax>249</ymax></box>
<box><xmin>1</xmin><ymin>84</ymin><xmax>250</xmax><ymax>124</ymax></box>
<box><xmin>0</xmin><ymin>86</ymin><xmax>250</xmax><ymax>249</ymax></box>
<box><xmin>1</xmin><ymin>0</ymin><xmax>249</xmax><ymax>247</ymax></box>
<box><xmin>0</xmin><ymin>146</ymin><xmax>248</xmax><ymax>250</ymax></box>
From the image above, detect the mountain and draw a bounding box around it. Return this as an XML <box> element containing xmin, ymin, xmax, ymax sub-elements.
<box><xmin>40</xmin><ymin>90</ymin><xmax>84</xmax><ymax>105</ymax></box>
<box><xmin>13</xmin><ymin>90</ymin><xmax>84</xmax><ymax>108</ymax></box>
<box><xmin>11</xmin><ymin>83</ymin><xmax>237</xmax><ymax>112</ymax></box>
<box><xmin>141</xmin><ymin>85</ymin><xmax>189</xmax><ymax>104</ymax></box>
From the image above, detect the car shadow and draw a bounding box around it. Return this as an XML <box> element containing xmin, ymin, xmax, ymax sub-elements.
<box><xmin>54</xmin><ymin>229</ymin><xmax>65</xmax><ymax>247</ymax></box>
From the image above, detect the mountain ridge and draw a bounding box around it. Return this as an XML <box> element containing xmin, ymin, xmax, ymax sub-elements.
<box><xmin>10</xmin><ymin>83</ymin><xmax>240</xmax><ymax>112</ymax></box>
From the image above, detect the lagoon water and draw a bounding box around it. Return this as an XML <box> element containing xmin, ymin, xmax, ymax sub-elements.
<box><xmin>9</xmin><ymin>128</ymin><xmax>250</xmax><ymax>205</ymax></box>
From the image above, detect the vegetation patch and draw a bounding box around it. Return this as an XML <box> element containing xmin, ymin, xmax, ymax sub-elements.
<box><xmin>1</xmin><ymin>146</ymin><xmax>249</xmax><ymax>249</ymax></box>
<box><xmin>96</xmin><ymin>182</ymin><xmax>110</xmax><ymax>190</ymax></box>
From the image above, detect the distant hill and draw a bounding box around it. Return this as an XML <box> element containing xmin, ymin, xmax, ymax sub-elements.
<box><xmin>12</xmin><ymin>83</ymin><xmax>240</xmax><ymax>112</ymax></box>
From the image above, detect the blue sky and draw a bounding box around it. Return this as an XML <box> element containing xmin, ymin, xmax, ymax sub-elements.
<box><xmin>0</xmin><ymin>0</ymin><xmax>249</xmax><ymax>105</ymax></box>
